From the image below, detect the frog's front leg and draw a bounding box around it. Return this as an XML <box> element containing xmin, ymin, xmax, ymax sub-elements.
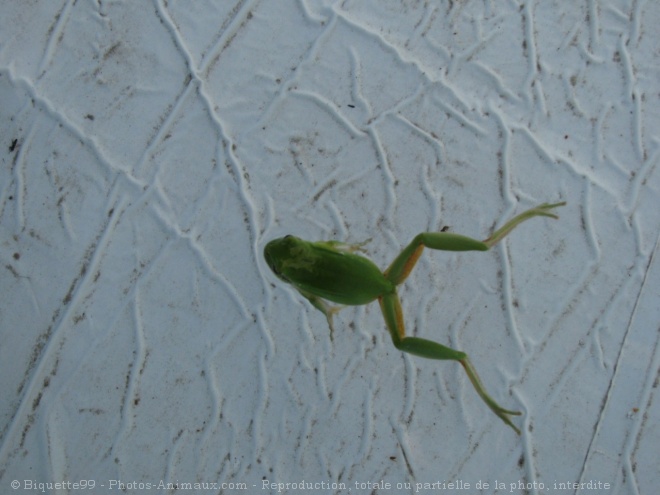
<box><xmin>379</xmin><ymin>292</ymin><xmax>522</xmax><ymax>434</ymax></box>
<box><xmin>299</xmin><ymin>289</ymin><xmax>343</xmax><ymax>341</ymax></box>
<box><xmin>319</xmin><ymin>239</ymin><xmax>371</xmax><ymax>254</ymax></box>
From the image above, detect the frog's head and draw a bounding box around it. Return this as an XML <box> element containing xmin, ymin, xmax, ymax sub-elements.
<box><xmin>264</xmin><ymin>235</ymin><xmax>301</xmax><ymax>281</ymax></box>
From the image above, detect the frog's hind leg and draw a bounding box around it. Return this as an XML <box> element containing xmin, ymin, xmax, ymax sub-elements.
<box><xmin>378</xmin><ymin>292</ymin><xmax>521</xmax><ymax>434</ymax></box>
<box><xmin>384</xmin><ymin>202</ymin><xmax>565</xmax><ymax>286</ymax></box>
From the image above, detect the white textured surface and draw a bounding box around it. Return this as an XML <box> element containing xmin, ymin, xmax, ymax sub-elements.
<box><xmin>1</xmin><ymin>2</ymin><xmax>658</xmax><ymax>494</ymax></box>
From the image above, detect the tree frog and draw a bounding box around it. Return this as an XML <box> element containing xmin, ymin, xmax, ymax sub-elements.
<box><xmin>264</xmin><ymin>202</ymin><xmax>566</xmax><ymax>434</ymax></box>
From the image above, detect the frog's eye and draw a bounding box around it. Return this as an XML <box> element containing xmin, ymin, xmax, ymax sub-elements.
<box><xmin>270</xmin><ymin>264</ymin><xmax>289</xmax><ymax>283</ymax></box>
<box><xmin>270</xmin><ymin>263</ymin><xmax>281</xmax><ymax>276</ymax></box>
<box><xmin>264</xmin><ymin>250</ymin><xmax>278</xmax><ymax>272</ymax></box>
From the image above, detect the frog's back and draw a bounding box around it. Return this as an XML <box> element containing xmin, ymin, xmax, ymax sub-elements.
<box><xmin>289</xmin><ymin>243</ymin><xmax>394</xmax><ymax>305</ymax></box>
